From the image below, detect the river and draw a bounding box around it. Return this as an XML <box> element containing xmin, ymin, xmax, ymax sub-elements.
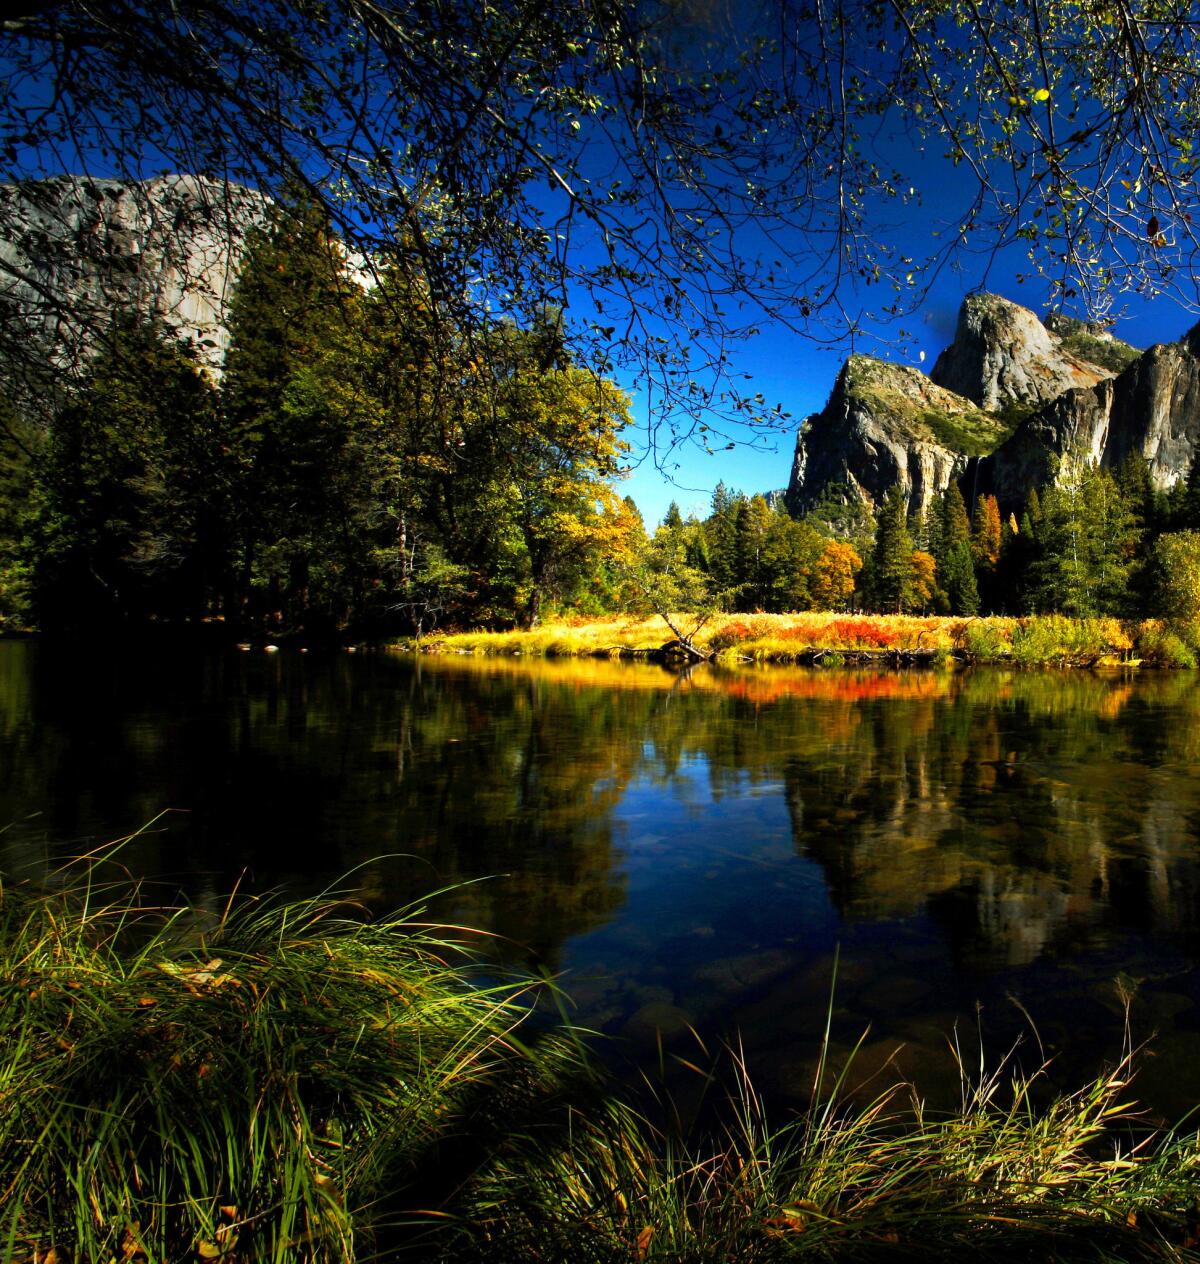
<box><xmin>3</xmin><ymin>642</ymin><xmax>1200</xmax><ymax>1117</ymax></box>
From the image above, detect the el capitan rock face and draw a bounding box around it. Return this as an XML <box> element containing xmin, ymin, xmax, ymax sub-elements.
<box><xmin>0</xmin><ymin>174</ymin><xmax>268</xmax><ymax>377</ymax></box>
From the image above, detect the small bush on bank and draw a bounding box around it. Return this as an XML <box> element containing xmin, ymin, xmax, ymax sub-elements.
<box><xmin>961</xmin><ymin>620</ymin><xmax>1011</xmax><ymax>660</ymax></box>
<box><xmin>1136</xmin><ymin>620</ymin><xmax>1199</xmax><ymax>668</ymax></box>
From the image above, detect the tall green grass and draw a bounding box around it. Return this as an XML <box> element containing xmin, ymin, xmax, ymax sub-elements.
<box><xmin>3</xmin><ymin>862</ymin><xmax>1200</xmax><ymax>1262</ymax></box>
<box><xmin>0</xmin><ymin>859</ymin><xmax>560</xmax><ymax>1263</ymax></box>
<box><xmin>452</xmin><ymin>1031</ymin><xmax>1200</xmax><ymax>1262</ymax></box>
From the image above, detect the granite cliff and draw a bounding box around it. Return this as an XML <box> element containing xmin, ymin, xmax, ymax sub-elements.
<box><xmin>0</xmin><ymin>174</ymin><xmax>268</xmax><ymax>378</ymax></box>
<box><xmin>973</xmin><ymin>323</ymin><xmax>1200</xmax><ymax>507</ymax></box>
<box><xmin>785</xmin><ymin>293</ymin><xmax>1157</xmax><ymax>517</ymax></box>
<box><xmin>930</xmin><ymin>292</ymin><xmax>1138</xmax><ymax>411</ymax></box>
<box><xmin>784</xmin><ymin>353</ymin><xmax>1013</xmax><ymax>518</ymax></box>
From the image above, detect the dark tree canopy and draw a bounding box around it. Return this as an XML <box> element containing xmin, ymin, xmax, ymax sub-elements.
<box><xmin>4</xmin><ymin>0</ymin><xmax>1200</xmax><ymax>453</ymax></box>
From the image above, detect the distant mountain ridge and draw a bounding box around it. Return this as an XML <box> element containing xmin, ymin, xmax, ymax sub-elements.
<box><xmin>784</xmin><ymin>292</ymin><xmax>1196</xmax><ymax>518</ymax></box>
<box><xmin>4</xmin><ymin>180</ymin><xmax>1197</xmax><ymax>522</ymax></box>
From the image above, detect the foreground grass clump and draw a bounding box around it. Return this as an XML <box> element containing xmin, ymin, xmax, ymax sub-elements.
<box><xmin>407</xmin><ymin>613</ymin><xmax>1170</xmax><ymax>667</ymax></box>
<box><xmin>5</xmin><ymin>864</ymin><xmax>1200</xmax><ymax>1262</ymax></box>
<box><xmin>456</xmin><ymin>1041</ymin><xmax>1200</xmax><ymax>1263</ymax></box>
<box><xmin>0</xmin><ymin>864</ymin><xmax>554</xmax><ymax>1263</ymax></box>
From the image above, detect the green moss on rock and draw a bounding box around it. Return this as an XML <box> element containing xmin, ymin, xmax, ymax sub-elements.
<box><xmin>842</xmin><ymin>355</ymin><xmax>1019</xmax><ymax>457</ymax></box>
<box><xmin>1044</xmin><ymin>313</ymin><xmax>1141</xmax><ymax>375</ymax></box>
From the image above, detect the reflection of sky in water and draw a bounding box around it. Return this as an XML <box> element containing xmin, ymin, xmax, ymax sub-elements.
<box><xmin>568</xmin><ymin>754</ymin><xmax>838</xmax><ymax>986</ymax></box>
<box><xmin>4</xmin><ymin>645</ymin><xmax>1200</xmax><ymax>1118</ymax></box>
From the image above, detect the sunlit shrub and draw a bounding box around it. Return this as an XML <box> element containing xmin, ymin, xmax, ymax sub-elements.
<box><xmin>1010</xmin><ymin>618</ymin><xmax>1066</xmax><ymax>666</ymax></box>
<box><xmin>961</xmin><ymin>621</ymin><xmax>1010</xmax><ymax>661</ymax></box>
<box><xmin>1092</xmin><ymin>617</ymin><xmax>1134</xmax><ymax>653</ymax></box>
<box><xmin>829</xmin><ymin>618</ymin><xmax>900</xmax><ymax>648</ymax></box>
<box><xmin>1010</xmin><ymin>616</ymin><xmax>1134</xmax><ymax>665</ymax></box>
<box><xmin>1136</xmin><ymin>620</ymin><xmax>1198</xmax><ymax>668</ymax></box>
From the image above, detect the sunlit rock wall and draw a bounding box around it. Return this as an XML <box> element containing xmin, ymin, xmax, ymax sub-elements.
<box><xmin>0</xmin><ymin>174</ymin><xmax>268</xmax><ymax>377</ymax></box>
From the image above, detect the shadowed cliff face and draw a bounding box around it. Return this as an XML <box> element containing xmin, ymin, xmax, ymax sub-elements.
<box><xmin>0</xmin><ymin>174</ymin><xmax>267</xmax><ymax>388</ymax></box>
<box><xmin>976</xmin><ymin>326</ymin><xmax>1200</xmax><ymax>508</ymax></box>
<box><xmin>784</xmin><ymin>354</ymin><xmax>1014</xmax><ymax>516</ymax></box>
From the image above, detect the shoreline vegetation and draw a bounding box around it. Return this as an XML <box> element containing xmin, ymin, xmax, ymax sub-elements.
<box><xmin>4</xmin><ymin>863</ymin><xmax>1200</xmax><ymax>1262</ymax></box>
<box><xmin>399</xmin><ymin>612</ymin><xmax>1199</xmax><ymax>670</ymax></box>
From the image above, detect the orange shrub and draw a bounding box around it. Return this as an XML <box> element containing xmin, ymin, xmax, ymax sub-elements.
<box><xmin>828</xmin><ymin>618</ymin><xmax>900</xmax><ymax>648</ymax></box>
<box><xmin>708</xmin><ymin>620</ymin><xmax>756</xmax><ymax>650</ymax></box>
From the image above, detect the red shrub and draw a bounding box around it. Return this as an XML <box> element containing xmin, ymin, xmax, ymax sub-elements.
<box><xmin>828</xmin><ymin>618</ymin><xmax>899</xmax><ymax>648</ymax></box>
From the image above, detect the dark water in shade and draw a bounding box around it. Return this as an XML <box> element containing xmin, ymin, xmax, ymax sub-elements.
<box><xmin>5</xmin><ymin>641</ymin><xmax>1200</xmax><ymax>1117</ymax></box>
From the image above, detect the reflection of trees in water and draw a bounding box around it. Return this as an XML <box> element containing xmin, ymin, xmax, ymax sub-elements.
<box><xmin>0</xmin><ymin>648</ymin><xmax>643</xmax><ymax>967</ymax></box>
<box><xmin>7</xmin><ymin>648</ymin><xmax>1200</xmax><ymax>974</ymax></box>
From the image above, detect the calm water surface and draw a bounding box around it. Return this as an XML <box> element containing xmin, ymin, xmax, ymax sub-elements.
<box><xmin>4</xmin><ymin>642</ymin><xmax>1200</xmax><ymax>1115</ymax></box>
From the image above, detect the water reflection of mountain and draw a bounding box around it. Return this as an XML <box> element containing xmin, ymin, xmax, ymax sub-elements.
<box><xmin>5</xmin><ymin>647</ymin><xmax>1200</xmax><ymax>978</ymax></box>
<box><xmin>413</xmin><ymin>659</ymin><xmax>1200</xmax><ymax>971</ymax></box>
<box><xmin>778</xmin><ymin>669</ymin><xmax>1200</xmax><ymax>966</ymax></box>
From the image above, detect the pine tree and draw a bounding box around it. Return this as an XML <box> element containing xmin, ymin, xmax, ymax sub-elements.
<box><xmin>1028</xmin><ymin>465</ymin><xmax>1140</xmax><ymax>614</ymax></box>
<box><xmin>869</xmin><ymin>487</ymin><xmax>914</xmax><ymax>613</ymax></box>
<box><xmin>934</xmin><ymin>482</ymin><xmax>978</xmax><ymax>614</ymax></box>
<box><xmin>1115</xmin><ymin>454</ymin><xmax>1158</xmax><ymax>534</ymax></box>
<box><xmin>0</xmin><ymin>399</ymin><xmax>38</xmax><ymax>629</ymax></box>
<box><xmin>760</xmin><ymin>510</ymin><xmax>825</xmax><ymax>612</ymax></box>
<box><xmin>1178</xmin><ymin>457</ymin><xmax>1200</xmax><ymax>530</ymax></box>
<box><xmin>732</xmin><ymin>494</ymin><xmax>774</xmax><ymax>609</ymax></box>
<box><xmin>32</xmin><ymin>319</ymin><xmax>223</xmax><ymax>629</ymax></box>
<box><xmin>971</xmin><ymin>494</ymin><xmax>1002</xmax><ymax>568</ymax></box>
<box><xmin>924</xmin><ymin>493</ymin><xmax>946</xmax><ymax>571</ymax></box>
<box><xmin>704</xmin><ymin>482</ymin><xmax>741</xmax><ymax>592</ymax></box>
<box><xmin>1023</xmin><ymin>487</ymin><xmax>1043</xmax><ymax>536</ymax></box>
<box><xmin>942</xmin><ymin>539</ymin><xmax>980</xmax><ymax>615</ymax></box>
<box><xmin>221</xmin><ymin>198</ymin><xmax>360</xmax><ymax>630</ymax></box>
<box><xmin>941</xmin><ymin>483</ymin><xmax>971</xmax><ymax>559</ymax></box>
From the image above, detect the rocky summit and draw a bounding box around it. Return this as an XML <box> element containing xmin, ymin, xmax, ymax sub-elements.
<box><xmin>784</xmin><ymin>353</ymin><xmax>1014</xmax><ymax>518</ymax></box>
<box><xmin>783</xmin><ymin>291</ymin><xmax>1200</xmax><ymax>517</ymax></box>
<box><xmin>929</xmin><ymin>292</ymin><xmax>1137</xmax><ymax>411</ymax></box>
<box><xmin>973</xmin><ymin>322</ymin><xmax>1200</xmax><ymax>506</ymax></box>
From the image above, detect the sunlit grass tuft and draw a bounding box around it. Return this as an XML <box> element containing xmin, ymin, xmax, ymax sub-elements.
<box><xmin>5</xmin><ymin>859</ymin><xmax>1200</xmax><ymax>1262</ymax></box>
<box><xmin>0</xmin><ymin>858</ymin><xmax>562</xmax><ymax>1263</ymax></box>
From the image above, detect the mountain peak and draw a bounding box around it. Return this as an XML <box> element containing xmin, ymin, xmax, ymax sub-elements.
<box><xmin>930</xmin><ymin>292</ymin><xmax>1137</xmax><ymax>412</ymax></box>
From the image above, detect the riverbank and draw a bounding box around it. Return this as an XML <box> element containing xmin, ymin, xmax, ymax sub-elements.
<box><xmin>402</xmin><ymin>613</ymin><xmax>1197</xmax><ymax>668</ymax></box>
<box><xmin>5</xmin><ymin>864</ymin><xmax>1200</xmax><ymax>1262</ymax></box>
